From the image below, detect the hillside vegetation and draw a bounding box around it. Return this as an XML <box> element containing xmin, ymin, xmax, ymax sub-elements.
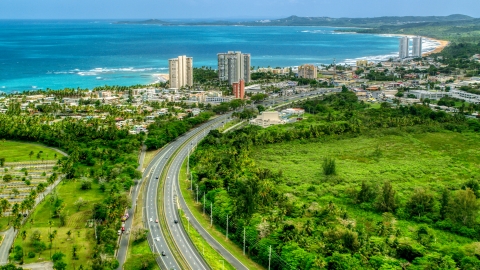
<box><xmin>189</xmin><ymin>90</ymin><xmax>480</xmax><ymax>269</ymax></box>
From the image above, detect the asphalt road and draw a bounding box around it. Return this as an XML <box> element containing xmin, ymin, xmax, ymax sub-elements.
<box><xmin>144</xmin><ymin>115</ymin><xmax>230</xmax><ymax>270</ymax></box>
<box><xmin>170</xmin><ymin>121</ymin><xmax>249</xmax><ymax>270</ymax></box>
<box><xmin>116</xmin><ymin>145</ymin><xmax>146</xmax><ymax>269</ymax></box>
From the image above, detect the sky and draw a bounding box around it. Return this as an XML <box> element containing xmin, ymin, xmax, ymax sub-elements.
<box><xmin>1</xmin><ymin>0</ymin><xmax>479</xmax><ymax>20</ymax></box>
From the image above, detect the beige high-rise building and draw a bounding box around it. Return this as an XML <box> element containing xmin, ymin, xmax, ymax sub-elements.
<box><xmin>298</xmin><ymin>64</ymin><xmax>318</xmax><ymax>79</ymax></box>
<box><xmin>169</xmin><ymin>55</ymin><xmax>193</xmax><ymax>89</ymax></box>
<box><xmin>218</xmin><ymin>51</ymin><xmax>251</xmax><ymax>85</ymax></box>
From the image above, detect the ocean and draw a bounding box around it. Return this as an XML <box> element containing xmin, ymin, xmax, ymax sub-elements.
<box><xmin>0</xmin><ymin>20</ymin><xmax>439</xmax><ymax>93</ymax></box>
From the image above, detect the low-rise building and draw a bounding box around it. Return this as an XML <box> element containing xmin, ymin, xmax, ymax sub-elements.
<box><xmin>250</xmin><ymin>111</ymin><xmax>286</xmax><ymax>128</ymax></box>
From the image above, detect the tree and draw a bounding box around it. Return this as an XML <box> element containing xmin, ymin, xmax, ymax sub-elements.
<box><xmin>375</xmin><ymin>181</ymin><xmax>397</xmax><ymax>213</ymax></box>
<box><xmin>0</xmin><ymin>199</ymin><xmax>10</xmax><ymax>217</ymax></box>
<box><xmin>74</xmin><ymin>197</ymin><xmax>88</xmax><ymax>211</ymax></box>
<box><xmin>132</xmin><ymin>227</ymin><xmax>149</xmax><ymax>242</ymax></box>
<box><xmin>0</xmin><ymin>157</ymin><xmax>5</xmax><ymax>167</ymax></box>
<box><xmin>53</xmin><ymin>260</ymin><xmax>67</xmax><ymax>270</ymax></box>
<box><xmin>447</xmin><ymin>188</ymin><xmax>479</xmax><ymax>227</ymax></box>
<box><xmin>2</xmin><ymin>174</ymin><xmax>12</xmax><ymax>183</ymax></box>
<box><xmin>406</xmin><ymin>188</ymin><xmax>436</xmax><ymax>218</ymax></box>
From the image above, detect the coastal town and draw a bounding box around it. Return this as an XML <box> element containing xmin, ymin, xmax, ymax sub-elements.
<box><xmin>1</xmin><ymin>38</ymin><xmax>479</xmax><ymax>133</ymax></box>
<box><xmin>1</xmin><ymin>7</ymin><xmax>480</xmax><ymax>269</ymax></box>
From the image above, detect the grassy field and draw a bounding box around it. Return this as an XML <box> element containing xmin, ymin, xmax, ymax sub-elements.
<box><xmin>12</xmin><ymin>180</ymin><xmax>104</xmax><ymax>269</ymax></box>
<box><xmin>179</xmin><ymin>160</ymin><xmax>264</xmax><ymax>270</ymax></box>
<box><xmin>252</xmin><ymin>131</ymin><xmax>480</xmax><ymax>247</ymax></box>
<box><xmin>0</xmin><ymin>141</ymin><xmax>61</xmax><ymax>163</ymax></box>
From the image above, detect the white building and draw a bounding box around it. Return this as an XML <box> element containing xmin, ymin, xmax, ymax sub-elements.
<box><xmin>169</xmin><ymin>55</ymin><xmax>193</xmax><ymax>89</ymax></box>
<box><xmin>250</xmin><ymin>111</ymin><xmax>286</xmax><ymax>128</ymax></box>
<box><xmin>218</xmin><ymin>51</ymin><xmax>251</xmax><ymax>84</ymax></box>
<box><xmin>399</xmin><ymin>37</ymin><xmax>409</xmax><ymax>59</ymax></box>
<box><xmin>412</xmin><ymin>36</ymin><xmax>423</xmax><ymax>58</ymax></box>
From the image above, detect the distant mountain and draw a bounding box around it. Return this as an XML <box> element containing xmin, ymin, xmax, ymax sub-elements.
<box><xmin>116</xmin><ymin>14</ymin><xmax>474</xmax><ymax>27</ymax></box>
<box><xmin>249</xmin><ymin>14</ymin><xmax>473</xmax><ymax>26</ymax></box>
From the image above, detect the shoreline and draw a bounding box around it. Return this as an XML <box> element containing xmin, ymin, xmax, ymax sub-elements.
<box><xmin>377</xmin><ymin>33</ymin><xmax>449</xmax><ymax>56</ymax></box>
<box><xmin>422</xmin><ymin>38</ymin><xmax>449</xmax><ymax>56</ymax></box>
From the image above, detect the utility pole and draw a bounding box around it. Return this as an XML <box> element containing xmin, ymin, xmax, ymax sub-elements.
<box><xmin>210</xmin><ymin>202</ymin><xmax>213</xmax><ymax>227</ymax></box>
<box><xmin>196</xmin><ymin>184</ymin><xmax>199</xmax><ymax>203</ymax></box>
<box><xmin>226</xmin><ymin>215</ymin><xmax>228</xmax><ymax>240</ymax></box>
<box><xmin>203</xmin><ymin>192</ymin><xmax>205</xmax><ymax>215</ymax></box>
<box><xmin>268</xmin><ymin>246</ymin><xmax>272</xmax><ymax>270</ymax></box>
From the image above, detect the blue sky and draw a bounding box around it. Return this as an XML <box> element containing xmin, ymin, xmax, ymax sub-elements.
<box><xmin>1</xmin><ymin>0</ymin><xmax>479</xmax><ymax>19</ymax></box>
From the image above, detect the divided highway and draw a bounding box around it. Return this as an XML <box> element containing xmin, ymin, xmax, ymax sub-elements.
<box><xmin>144</xmin><ymin>114</ymin><xmax>230</xmax><ymax>270</ymax></box>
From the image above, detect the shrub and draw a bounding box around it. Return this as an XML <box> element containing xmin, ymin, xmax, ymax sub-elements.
<box><xmin>357</xmin><ymin>181</ymin><xmax>376</xmax><ymax>203</ymax></box>
<box><xmin>28</xmin><ymin>252</ymin><xmax>35</xmax><ymax>258</ymax></box>
<box><xmin>80</xmin><ymin>180</ymin><xmax>92</xmax><ymax>190</ymax></box>
<box><xmin>322</xmin><ymin>157</ymin><xmax>336</xmax><ymax>176</ymax></box>
<box><xmin>52</xmin><ymin>252</ymin><xmax>65</xmax><ymax>262</ymax></box>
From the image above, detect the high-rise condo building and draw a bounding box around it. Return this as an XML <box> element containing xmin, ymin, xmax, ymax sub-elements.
<box><xmin>412</xmin><ymin>36</ymin><xmax>423</xmax><ymax>58</ymax></box>
<box><xmin>298</xmin><ymin>64</ymin><xmax>318</xmax><ymax>79</ymax></box>
<box><xmin>399</xmin><ymin>37</ymin><xmax>409</xmax><ymax>59</ymax></box>
<box><xmin>232</xmin><ymin>79</ymin><xmax>245</xmax><ymax>99</ymax></box>
<box><xmin>169</xmin><ymin>55</ymin><xmax>193</xmax><ymax>89</ymax></box>
<box><xmin>218</xmin><ymin>51</ymin><xmax>251</xmax><ymax>85</ymax></box>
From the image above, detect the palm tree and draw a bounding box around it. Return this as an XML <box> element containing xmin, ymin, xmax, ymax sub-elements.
<box><xmin>21</xmin><ymin>229</ymin><xmax>27</xmax><ymax>261</ymax></box>
<box><xmin>0</xmin><ymin>199</ymin><xmax>10</xmax><ymax>217</ymax></box>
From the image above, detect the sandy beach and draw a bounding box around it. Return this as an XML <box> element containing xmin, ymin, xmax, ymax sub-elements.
<box><xmin>422</xmin><ymin>38</ymin><xmax>450</xmax><ymax>56</ymax></box>
<box><xmin>153</xmin><ymin>73</ymin><xmax>169</xmax><ymax>82</ymax></box>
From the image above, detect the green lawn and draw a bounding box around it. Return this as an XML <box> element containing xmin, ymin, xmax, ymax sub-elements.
<box><xmin>12</xmin><ymin>180</ymin><xmax>104</xmax><ymax>269</ymax></box>
<box><xmin>0</xmin><ymin>141</ymin><xmax>62</xmax><ymax>163</ymax></box>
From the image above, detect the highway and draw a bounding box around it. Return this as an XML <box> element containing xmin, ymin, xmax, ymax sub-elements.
<box><xmin>144</xmin><ymin>115</ymin><xmax>230</xmax><ymax>270</ymax></box>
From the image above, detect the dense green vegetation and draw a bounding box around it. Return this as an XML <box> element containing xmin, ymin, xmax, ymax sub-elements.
<box><xmin>189</xmin><ymin>90</ymin><xmax>480</xmax><ymax>269</ymax></box>
<box><xmin>144</xmin><ymin>111</ymin><xmax>214</xmax><ymax>150</ymax></box>
<box><xmin>0</xmin><ymin>113</ymin><xmax>143</xmax><ymax>268</ymax></box>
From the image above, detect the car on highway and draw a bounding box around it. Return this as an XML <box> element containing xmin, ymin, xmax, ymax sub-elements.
<box><xmin>161</xmin><ymin>251</ymin><xmax>166</xmax><ymax>256</ymax></box>
<box><xmin>174</xmin><ymin>220</ymin><xmax>178</xmax><ymax>224</ymax></box>
<box><xmin>150</xmin><ymin>218</ymin><xmax>153</xmax><ymax>222</ymax></box>
<box><xmin>155</xmin><ymin>219</ymin><xmax>158</xmax><ymax>223</ymax></box>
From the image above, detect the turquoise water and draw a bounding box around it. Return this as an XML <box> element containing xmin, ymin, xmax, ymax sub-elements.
<box><xmin>0</xmin><ymin>20</ymin><xmax>432</xmax><ymax>92</ymax></box>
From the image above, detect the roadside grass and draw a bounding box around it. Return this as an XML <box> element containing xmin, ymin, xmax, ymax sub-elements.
<box><xmin>218</xmin><ymin>119</ymin><xmax>240</xmax><ymax>133</ymax></box>
<box><xmin>12</xmin><ymin>180</ymin><xmax>104</xmax><ymax>269</ymax></box>
<box><xmin>179</xmin><ymin>209</ymin><xmax>235</xmax><ymax>270</ymax></box>
<box><xmin>129</xmin><ymin>240</ymin><xmax>160</xmax><ymax>270</ymax></box>
<box><xmin>0</xmin><ymin>141</ymin><xmax>61</xmax><ymax>163</ymax></box>
<box><xmin>0</xmin><ymin>218</ymin><xmax>10</xmax><ymax>231</ymax></box>
<box><xmin>252</xmin><ymin>131</ymin><xmax>480</xmax><ymax>248</ymax></box>
<box><xmin>179</xmin><ymin>160</ymin><xmax>264</xmax><ymax>270</ymax></box>
<box><xmin>126</xmin><ymin>168</ymin><xmax>160</xmax><ymax>270</ymax></box>
<box><xmin>143</xmin><ymin>149</ymin><xmax>161</xmax><ymax>170</ymax></box>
